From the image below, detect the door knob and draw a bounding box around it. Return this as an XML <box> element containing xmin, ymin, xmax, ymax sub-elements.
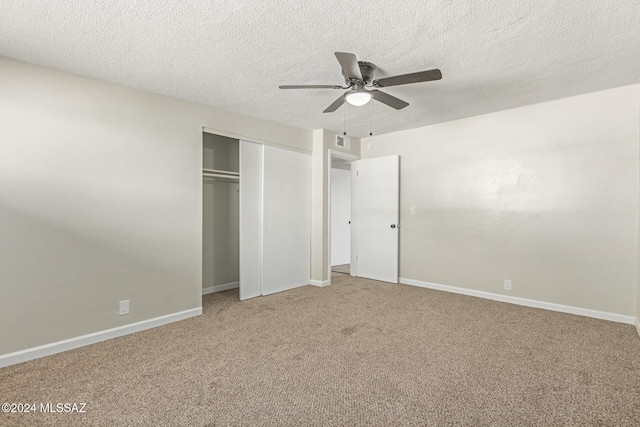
<box><xmin>390</xmin><ymin>224</ymin><xmax>396</xmax><ymax>228</ymax></box>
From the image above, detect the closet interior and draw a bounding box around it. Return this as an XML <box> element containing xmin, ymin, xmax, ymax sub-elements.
<box><xmin>202</xmin><ymin>132</ymin><xmax>240</xmax><ymax>295</ymax></box>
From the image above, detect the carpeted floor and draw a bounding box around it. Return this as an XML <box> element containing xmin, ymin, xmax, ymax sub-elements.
<box><xmin>2</xmin><ymin>274</ymin><xmax>640</xmax><ymax>426</ymax></box>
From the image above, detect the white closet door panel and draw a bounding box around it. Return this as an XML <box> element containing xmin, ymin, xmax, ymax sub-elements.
<box><xmin>239</xmin><ymin>140</ymin><xmax>262</xmax><ymax>300</ymax></box>
<box><xmin>262</xmin><ymin>145</ymin><xmax>311</xmax><ymax>295</ymax></box>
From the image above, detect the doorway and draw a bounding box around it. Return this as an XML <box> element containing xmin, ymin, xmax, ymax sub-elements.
<box><xmin>329</xmin><ymin>151</ymin><xmax>359</xmax><ymax>279</ymax></box>
<box><xmin>328</xmin><ymin>152</ymin><xmax>400</xmax><ymax>284</ymax></box>
<box><xmin>330</xmin><ymin>160</ymin><xmax>351</xmax><ymax>276</ymax></box>
<box><xmin>202</xmin><ymin>133</ymin><xmax>240</xmax><ymax>295</ymax></box>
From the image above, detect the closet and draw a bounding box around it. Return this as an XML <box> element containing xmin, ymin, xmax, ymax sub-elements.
<box><xmin>202</xmin><ymin>131</ymin><xmax>311</xmax><ymax>301</ymax></box>
<box><xmin>202</xmin><ymin>133</ymin><xmax>240</xmax><ymax>295</ymax></box>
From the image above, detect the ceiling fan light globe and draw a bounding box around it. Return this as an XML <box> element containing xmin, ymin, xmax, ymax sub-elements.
<box><xmin>345</xmin><ymin>90</ymin><xmax>372</xmax><ymax>107</ymax></box>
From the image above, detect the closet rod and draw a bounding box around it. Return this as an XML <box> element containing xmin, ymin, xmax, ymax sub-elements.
<box><xmin>202</xmin><ymin>168</ymin><xmax>239</xmax><ymax>177</ymax></box>
<box><xmin>203</xmin><ymin>172</ymin><xmax>240</xmax><ymax>181</ymax></box>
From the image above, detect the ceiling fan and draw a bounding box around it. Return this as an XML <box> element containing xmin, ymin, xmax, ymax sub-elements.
<box><xmin>279</xmin><ymin>52</ymin><xmax>442</xmax><ymax>113</ymax></box>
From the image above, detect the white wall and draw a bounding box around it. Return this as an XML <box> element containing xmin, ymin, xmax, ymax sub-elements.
<box><xmin>330</xmin><ymin>168</ymin><xmax>351</xmax><ymax>266</ymax></box>
<box><xmin>0</xmin><ymin>57</ymin><xmax>311</xmax><ymax>356</ymax></box>
<box><xmin>363</xmin><ymin>85</ymin><xmax>640</xmax><ymax>317</ymax></box>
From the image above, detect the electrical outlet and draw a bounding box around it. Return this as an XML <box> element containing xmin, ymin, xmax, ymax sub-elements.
<box><xmin>410</xmin><ymin>206</ymin><xmax>416</xmax><ymax>215</ymax></box>
<box><xmin>119</xmin><ymin>300</ymin><xmax>130</xmax><ymax>315</ymax></box>
<box><xmin>504</xmin><ymin>280</ymin><xmax>512</xmax><ymax>291</ymax></box>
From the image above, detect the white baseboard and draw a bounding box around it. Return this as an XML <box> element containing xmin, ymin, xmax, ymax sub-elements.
<box><xmin>0</xmin><ymin>307</ymin><xmax>202</xmax><ymax>369</ymax></box>
<box><xmin>399</xmin><ymin>278</ymin><xmax>635</xmax><ymax>325</ymax></box>
<box><xmin>310</xmin><ymin>279</ymin><xmax>331</xmax><ymax>287</ymax></box>
<box><xmin>202</xmin><ymin>281</ymin><xmax>239</xmax><ymax>295</ymax></box>
<box><xmin>635</xmin><ymin>319</ymin><xmax>640</xmax><ymax>337</ymax></box>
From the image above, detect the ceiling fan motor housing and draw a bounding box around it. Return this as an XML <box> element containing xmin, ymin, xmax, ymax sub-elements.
<box><xmin>345</xmin><ymin>61</ymin><xmax>376</xmax><ymax>86</ymax></box>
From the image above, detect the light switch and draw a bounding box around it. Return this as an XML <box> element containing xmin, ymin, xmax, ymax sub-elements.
<box><xmin>410</xmin><ymin>206</ymin><xmax>416</xmax><ymax>215</ymax></box>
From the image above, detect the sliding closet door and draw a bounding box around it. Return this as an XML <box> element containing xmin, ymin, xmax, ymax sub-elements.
<box><xmin>239</xmin><ymin>140</ymin><xmax>262</xmax><ymax>300</ymax></box>
<box><xmin>262</xmin><ymin>145</ymin><xmax>311</xmax><ymax>295</ymax></box>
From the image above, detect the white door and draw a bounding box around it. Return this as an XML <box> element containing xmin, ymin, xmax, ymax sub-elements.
<box><xmin>239</xmin><ymin>142</ymin><xmax>311</xmax><ymax>299</ymax></box>
<box><xmin>262</xmin><ymin>145</ymin><xmax>311</xmax><ymax>295</ymax></box>
<box><xmin>239</xmin><ymin>140</ymin><xmax>262</xmax><ymax>300</ymax></box>
<box><xmin>351</xmin><ymin>155</ymin><xmax>399</xmax><ymax>283</ymax></box>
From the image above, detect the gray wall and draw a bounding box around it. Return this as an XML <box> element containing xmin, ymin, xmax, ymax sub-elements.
<box><xmin>0</xmin><ymin>57</ymin><xmax>311</xmax><ymax>355</ymax></box>
<box><xmin>363</xmin><ymin>85</ymin><xmax>640</xmax><ymax>317</ymax></box>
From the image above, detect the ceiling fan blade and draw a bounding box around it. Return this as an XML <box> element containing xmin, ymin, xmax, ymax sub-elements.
<box><xmin>375</xmin><ymin>69</ymin><xmax>442</xmax><ymax>87</ymax></box>
<box><xmin>335</xmin><ymin>52</ymin><xmax>363</xmax><ymax>81</ymax></box>
<box><xmin>371</xmin><ymin>90</ymin><xmax>409</xmax><ymax>110</ymax></box>
<box><xmin>323</xmin><ymin>94</ymin><xmax>346</xmax><ymax>113</ymax></box>
<box><xmin>279</xmin><ymin>85</ymin><xmax>343</xmax><ymax>89</ymax></box>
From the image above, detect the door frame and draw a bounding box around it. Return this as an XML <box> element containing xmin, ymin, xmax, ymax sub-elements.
<box><xmin>327</xmin><ymin>149</ymin><xmax>360</xmax><ymax>285</ymax></box>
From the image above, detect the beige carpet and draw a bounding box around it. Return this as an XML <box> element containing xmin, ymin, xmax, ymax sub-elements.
<box><xmin>2</xmin><ymin>274</ymin><xmax>640</xmax><ymax>426</ymax></box>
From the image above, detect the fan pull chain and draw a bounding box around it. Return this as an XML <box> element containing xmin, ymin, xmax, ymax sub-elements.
<box><xmin>343</xmin><ymin>105</ymin><xmax>347</xmax><ymax>136</ymax></box>
<box><xmin>369</xmin><ymin>100</ymin><xmax>373</xmax><ymax>136</ymax></box>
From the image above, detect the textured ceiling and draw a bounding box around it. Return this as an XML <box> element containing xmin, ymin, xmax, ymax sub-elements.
<box><xmin>1</xmin><ymin>1</ymin><xmax>639</xmax><ymax>137</ymax></box>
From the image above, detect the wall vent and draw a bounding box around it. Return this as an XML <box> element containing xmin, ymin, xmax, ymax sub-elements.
<box><xmin>336</xmin><ymin>135</ymin><xmax>351</xmax><ymax>150</ymax></box>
